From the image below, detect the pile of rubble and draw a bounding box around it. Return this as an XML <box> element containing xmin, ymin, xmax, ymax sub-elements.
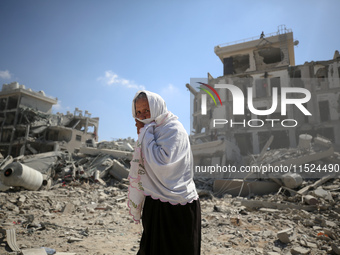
<box><xmin>0</xmin><ymin>132</ymin><xmax>339</xmax><ymax>254</ymax></box>
<box><xmin>198</xmin><ymin>175</ymin><xmax>340</xmax><ymax>255</ymax></box>
<box><xmin>0</xmin><ymin>142</ymin><xmax>138</xmax><ymax>255</ymax></box>
<box><xmin>197</xmin><ymin>134</ymin><xmax>340</xmax><ymax>255</ymax></box>
<box><xmin>0</xmin><ymin>139</ymin><xmax>135</xmax><ymax>193</ymax></box>
<box><xmin>0</xmin><ymin>180</ymin><xmax>139</xmax><ymax>255</ymax></box>
<box><xmin>1</xmin><ymin>174</ymin><xmax>338</xmax><ymax>255</ymax></box>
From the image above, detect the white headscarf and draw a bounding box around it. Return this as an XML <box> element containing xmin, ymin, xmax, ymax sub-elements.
<box><xmin>131</xmin><ymin>90</ymin><xmax>168</xmax><ymax>124</ymax></box>
<box><xmin>128</xmin><ymin>90</ymin><xmax>198</xmax><ymax>223</ymax></box>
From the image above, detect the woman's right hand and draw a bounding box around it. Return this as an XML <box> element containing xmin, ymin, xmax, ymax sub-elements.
<box><xmin>135</xmin><ymin>119</ymin><xmax>145</xmax><ymax>135</ymax></box>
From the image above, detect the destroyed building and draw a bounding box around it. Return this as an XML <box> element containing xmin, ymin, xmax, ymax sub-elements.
<box><xmin>187</xmin><ymin>25</ymin><xmax>340</xmax><ymax>169</ymax></box>
<box><xmin>0</xmin><ymin>82</ymin><xmax>99</xmax><ymax>157</ymax></box>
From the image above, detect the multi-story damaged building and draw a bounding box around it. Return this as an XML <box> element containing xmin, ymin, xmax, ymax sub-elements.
<box><xmin>0</xmin><ymin>82</ymin><xmax>99</xmax><ymax>157</ymax></box>
<box><xmin>188</xmin><ymin>25</ymin><xmax>340</xmax><ymax>167</ymax></box>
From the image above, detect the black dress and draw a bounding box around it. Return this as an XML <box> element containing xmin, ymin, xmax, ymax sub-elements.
<box><xmin>137</xmin><ymin>196</ymin><xmax>201</xmax><ymax>255</ymax></box>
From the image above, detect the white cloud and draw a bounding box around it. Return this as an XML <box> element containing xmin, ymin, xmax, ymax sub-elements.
<box><xmin>160</xmin><ymin>83</ymin><xmax>180</xmax><ymax>100</ymax></box>
<box><xmin>0</xmin><ymin>70</ymin><xmax>11</xmax><ymax>79</ymax></box>
<box><xmin>52</xmin><ymin>100</ymin><xmax>71</xmax><ymax>114</ymax></box>
<box><xmin>160</xmin><ymin>83</ymin><xmax>180</xmax><ymax>96</ymax></box>
<box><xmin>98</xmin><ymin>71</ymin><xmax>145</xmax><ymax>90</ymax></box>
<box><xmin>52</xmin><ymin>101</ymin><xmax>62</xmax><ymax>112</ymax></box>
<box><xmin>159</xmin><ymin>84</ymin><xmax>185</xmax><ymax>110</ymax></box>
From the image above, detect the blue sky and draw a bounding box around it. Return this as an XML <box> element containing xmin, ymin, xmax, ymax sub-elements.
<box><xmin>0</xmin><ymin>0</ymin><xmax>339</xmax><ymax>141</ymax></box>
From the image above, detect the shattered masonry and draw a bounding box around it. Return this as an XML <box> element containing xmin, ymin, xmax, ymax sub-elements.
<box><xmin>0</xmin><ymin>82</ymin><xmax>133</xmax><ymax>192</ymax></box>
<box><xmin>187</xmin><ymin>25</ymin><xmax>340</xmax><ymax>177</ymax></box>
<box><xmin>0</xmin><ymin>82</ymin><xmax>99</xmax><ymax>157</ymax></box>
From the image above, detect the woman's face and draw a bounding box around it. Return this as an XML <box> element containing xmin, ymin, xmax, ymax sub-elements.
<box><xmin>135</xmin><ymin>98</ymin><xmax>151</xmax><ymax>120</ymax></box>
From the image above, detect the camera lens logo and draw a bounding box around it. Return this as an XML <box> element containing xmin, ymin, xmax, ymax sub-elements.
<box><xmin>197</xmin><ymin>82</ymin><xmax>222</xmax><ymax>115</ymax></box>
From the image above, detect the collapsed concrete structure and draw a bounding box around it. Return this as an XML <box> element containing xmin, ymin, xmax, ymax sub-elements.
<box><xmin>0</xmin><ymin>83</ymin><xmax>137</xmax><ymax>254</ymax></box>
<box><xmin>187</xmin><ymin>25</ymin><xmax>340</xmax><ymax>196</ymax></box>
<box><xmin>0</xmin><ymin>82</ymin><xmax>99</xmax><ymax>158</ymax></box>
<box><xmin>188</xmin><ymin>25</ymin><xmax>340</xmax><ymax>161</ymax></box>
<box><xmin>0</xmin><ymin>83</ymin><xmax>132</xmax><ymax>192</ymax></box>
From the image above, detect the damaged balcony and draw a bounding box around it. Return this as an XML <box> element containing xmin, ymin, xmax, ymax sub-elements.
<box><xmin>0</xmin><ymin>83</ymin><xmax>134</xmax><ymax>193</ymax></box>
<box><xmin>0</xmin><ymin>82</ymin><xmax>99</xmax><ymax>157</ymax></box>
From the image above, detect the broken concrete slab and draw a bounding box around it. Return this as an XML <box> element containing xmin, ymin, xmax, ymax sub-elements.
<box><xmin>277</xmin><ymin>228</ymin><xmax>296</xmax><ymax>244</ymax></box>
<box><xmin>312</xmin><ymin>187</ymin><xmax>333</xmax><ymax>201</ymax></box>
<box><xmin>272</xmin><ymin>145</ymin><xmax>334</xmax><ymax>171</ymax></box>
<box><xmin>22</xmin><ymin>248</ymin><xmax>48</xmax><ymax>255</ymax></box>
<box><xmin>213</xmin><ymin>179</ymin><xmax>280</xmax><ymax>197</ymax></box>
<box><xmin>5</xmin><ymin>228</ymin><xmax>21</xmax><ymax>252</ymax></box>
<box><xmin>331</xmin><ymin>243</ymin><xmax>340</xmax><ymax>255</ymax></box>
<box><xmin>290</xmin><ymin>246</ymin><xmax>311</xmax><ymax>255</ymax></box>
<box><xmin>62</xmin><ymin>203</ymin><xmax>75</xmax><ymax>214</ymax></box>
<box><xmin>109</xmin><ymin>159</ymin><xmax>129</xmax><ymax>181</ymax></box>
<box><xmin>79</xmin><ymin>147</ymin><xmax>133</xmax><ymax>160</ymax></box>
<box><xmin>240</xmin><ymin>199</ymin><xmax>318</xmax><ymax>212</ymax></box>
<box><xmin>55</xmin><ymin>253</ymin><xmax>77</xmax><ymax>255</ymax></box>
<box><xmin>20</xmin><ymin>151</ymin><xmax>63</xmax><ymax>175</ymax></box>
<box><xmin>297</xmin><ymin>174</ymin><xmax>336</xmax><ymax>195</ymax></box>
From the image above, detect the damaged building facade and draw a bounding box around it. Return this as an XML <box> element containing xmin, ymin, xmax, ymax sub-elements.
<box><xmin>0</xmin><ymin>82</ymin><xmax>99</xmax><ymax>157</ymax></box>
<box><xmin>188</xmin><ymin>26</ymin><xmax>340</xmax><ymax>168</ymax></box>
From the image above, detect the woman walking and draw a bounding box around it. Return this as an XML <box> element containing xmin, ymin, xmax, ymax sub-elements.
<box><xmin>128</xmin><ymin>90</ymin><xmax>201</xmax><ymax>255</ymax></box>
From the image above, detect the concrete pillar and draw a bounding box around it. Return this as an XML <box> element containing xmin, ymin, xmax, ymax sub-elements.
<box><xmin>289</xmin><ymin>128</ymin><xmax>297</xmax><ymax>148</ymax></box>
<box><xmin>252</xmin><ymin>132</ymin><xmax>260</xmax><ymax>154</ymax></box>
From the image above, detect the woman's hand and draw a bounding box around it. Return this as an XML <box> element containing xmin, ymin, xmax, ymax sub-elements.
<box><xmin>135</xmin><ymin>119</ymin><xmax>145</xmax><ymax>135</ymax></box>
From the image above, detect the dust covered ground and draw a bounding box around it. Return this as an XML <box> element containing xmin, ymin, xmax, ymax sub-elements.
<box><xmin>0</xmin><ymin>178</ymin><xmax>340</xmax><ymax>255</ymax></box>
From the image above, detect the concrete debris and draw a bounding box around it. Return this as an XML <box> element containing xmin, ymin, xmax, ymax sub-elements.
<box><xmin>0</xmin><ymin>85</ymin><xmax>338</xmax><ymax>254</ymax></box>
<box><xmin>21</xmin><ymin>248</ymin><xmax>48</xmax><ymax>255</ymax></box>
<box><xmin>0</xmin><ymin>149</ymin><xmax>132</xmax><ymax>191</ymax></box>
<box><xmin>194</xmin><ymin>171</ymin><xmax>339</xmax><ymax>254</ymax></box>
<box><xmin>0</xmin><ymin>83</ymin><xmax>134</xmax><ymax>193</ymax></box>
<box><xmin>194</xmin><ymin>133</ymin><xmax>340</xmax><ymax>254</ymax></box>
<box><xmin>312</xmin><ymin>187</ymin><xmax>333</xmax><ymax>201</ymax></box>
<box><xmin>3</xmin><ymin>228</ymin><xmax>21</xmax><ymax>252</ymax></box>
<box><xmin>277</xmin><ymin>228</ymin><xmax>296</xmax><ymax>244</ymax></box>
<box><xmin>213</xmin><ymin>179</ymin><xmax>281</xmax><ymax>197</ymax></box>
<box><xmin>281</xmin><ymin>173</ymin><xmax>303</xmax><ymax>189</ymax></box>
<box><xmin>0</xmin><ymin>85</ymin><xmax>140</xmax><ymax>254</ymax></box>
<box><xmin>212</xmin><ymin>134</ymin><xmax>339</xmax><ymax>197</ymax></box>
<box><xmin>290</xmin><ymin>246</ymin><xmax>311</xmax><ymax>255</ymax></box>
<box><xmin>303</xmin><ymin>195</ymin><xmax>318</xmax><ymax>205</ymax></box>
<box><xmin>332</xmin><ymin>243</ymin><xmax>340</xmax><ymax>255</ymax></box>
<box><xmin>0</xmin><ymin>82</ymin><xmax>102</xmax><ymax>158</ymax></box>
<box><xmin>0</xmin><ymin>175</ymin><xmax>338</xmax><ymax>255</ymax></box>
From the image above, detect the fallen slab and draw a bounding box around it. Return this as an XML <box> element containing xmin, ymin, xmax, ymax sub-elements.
<box><xmin>277</xmin><ymin>228</ymin><xmax>296</xmax><ymax>243</ymax></box>
<box><xmin>272</xmin><ymin>145</ymin><xmax>334</xmax><ymax>169</ymax></box>
<box><xmin>213</xmin><ymin>179</ymin><xmax>280</xmax><ymax>197</ymax></box>
<box><xmin>240</xmin><ymin>199</ymin><xmax>318</xmax><ymax>212</ymax></box>
<box><xmin>109</xmin><ymin>159</ymin><xmax>129</xmax><ymax>181</ymax></box>
<box><xmin>297</xmin><ymin>174</ymin><xmax>336</xmax><ymax>195</ymax></box>
<box><xmin>79</xmin><ymin>147</ymin><xmax>133</xmax><ymax>160</ymax></box>
<box><xmin>22</xmin><ymin>248</ymin><xmax>48</xmax><ymax>255</ymax></box>
<box><xmin>5</xmin><ymin>228</ymin><xmax>21</xmax><ymax>253</ymax></box>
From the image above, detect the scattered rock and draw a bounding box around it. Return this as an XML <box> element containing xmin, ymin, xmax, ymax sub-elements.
<box><xmin>277</xmin><ymin>228</ymin><xmax>296</xmax><ymax>244</ymax></box>
<box><xmin>291</xmin><ymin>246</ymin><xmax>311</xmax><ymax>255</ymax></box>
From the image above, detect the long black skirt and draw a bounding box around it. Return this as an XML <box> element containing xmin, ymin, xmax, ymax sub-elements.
<box><xmin>137</xmin><ymin>196</ymin><xmax>201</xmax><ymax>255</ymax></box>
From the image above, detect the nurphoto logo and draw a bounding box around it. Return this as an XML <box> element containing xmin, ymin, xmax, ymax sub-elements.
<box><xmin>198</xmin><ymin>82</ymin><xmax>312</xmax><ymax>128</ymax></box>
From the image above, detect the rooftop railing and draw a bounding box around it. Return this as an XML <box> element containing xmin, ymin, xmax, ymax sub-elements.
<box><xmin>215</xmin><ymin>27</ymin><xmax>292</xmax><ymax>49</ymax></box>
